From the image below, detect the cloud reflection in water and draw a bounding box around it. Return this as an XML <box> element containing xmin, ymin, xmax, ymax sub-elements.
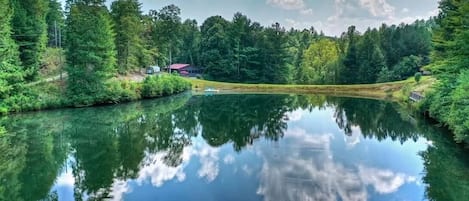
<box><xmin>255</xmin><ymin>127</ymin><xmax>418</xmax><ymax>201</ymax></box>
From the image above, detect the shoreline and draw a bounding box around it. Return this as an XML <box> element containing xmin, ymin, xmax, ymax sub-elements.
<box><xmin>4</xmin><ymin>76</ymin><xmax>433</xmax><ymax>115</ymax></box>
<box><xmin>188</xmin><ymin>77</ymin><xmax>433</xmax><ymax>101</ymax></box>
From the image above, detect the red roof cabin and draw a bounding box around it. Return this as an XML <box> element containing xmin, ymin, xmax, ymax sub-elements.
<box><xmin>168</xmin><ymin>64</ymin><xmax>203</xmax><ymax>77</ymax></box>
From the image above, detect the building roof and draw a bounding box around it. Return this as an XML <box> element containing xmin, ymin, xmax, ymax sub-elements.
<box><xmin>169</xmin><ymin>64</ymin><xmax>190</xmax><ymax>70</ymax></box>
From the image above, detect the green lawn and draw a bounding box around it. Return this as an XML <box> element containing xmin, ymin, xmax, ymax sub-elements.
<box><xmin>188</xmin><ymin>76</ymin><xmax>435</xmax><ymax>101</ymax></box>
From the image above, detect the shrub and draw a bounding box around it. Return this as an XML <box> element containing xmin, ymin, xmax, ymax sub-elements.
<box><xmin>414</xmin><ymin>72</ymin><xmax>422</xmax><ymax>83</ymax></box>
<box><xmin>104</xmin><ymin>79</ymin><xmax>141</xmax><ymax>103</ymax></box>
<box><xmin>142</xmin><ymin>74</ymin><xmax>190</xmax><ymax>98</ymax></box>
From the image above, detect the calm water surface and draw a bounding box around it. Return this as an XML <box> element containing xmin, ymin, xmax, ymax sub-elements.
<box><xmin>0</xmin><ymin>94</ymin><xmax>468</xmax><ymax>201</ymax></box>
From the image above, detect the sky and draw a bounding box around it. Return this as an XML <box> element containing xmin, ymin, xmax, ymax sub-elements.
<box><xmin>60</xmin><ymin>0</ymin><xmax>440</xmax><ymax>36</ymax></box>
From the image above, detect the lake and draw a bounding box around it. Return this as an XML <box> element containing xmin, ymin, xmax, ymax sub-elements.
<box><xmin>0</xmin><ymin>93</ymin><xmax>468</xmax><ymax>201</ymax></box>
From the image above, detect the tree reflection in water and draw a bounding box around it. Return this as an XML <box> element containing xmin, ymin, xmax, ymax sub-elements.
<box><xmin>0</xmin><ymin>94</ymin><xmax>467</xmax><ymax>201</ymax></box>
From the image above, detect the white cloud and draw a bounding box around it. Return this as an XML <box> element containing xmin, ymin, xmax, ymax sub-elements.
<box><xmin>267</xmin><ymin>0</ymin><xmax>305</xmax><ymax>10</ymax></box>
<box><xmin>110</xmin><ymin>180</ymin><xmax>131</xmax><ymax>201</ymax></box>
<box><xmin>402</xmin><ymin>8</ymin><xmax>410</xmax><ymax>13</ymax></box>
<box><xmin>358</xmin><ymin>166</ymin><xmax>417</xmax><ymax>194</ymax></box>
<box><xmin>223</xmin><ymin>154</ymin><xmax>235</xmax><ymax>164</ymax></box>
<box><xmin>300</xmin><ymin>8</ymin><xmax>314</xmax><ymax>16</ymax></box>
<box><xmin>359</xmin><ymin>0</ymin><xmax>395</xmax><ymax>18</ymax></box>
<box><xmin>286</xmin><ymin>110</ymin><xmax>305</xmax><ymax>122</ymax></box>
<box><xmin>345</xmin><ymin>126</ymin><xmax>362</xmax><ymax>148</ymax></box>
<box><xmin>136</xmin><ymin>149</ymin><xmax>190</xmax><ymax>187</ymax></box>
<box><xmin>322</xmin><ymin>0</ymin><xmax>439</xmax><ymax>36</ymax></box>
<box><xmin>196</xmin><ymin>145</ymin><xmax>220</xmax><ymax>182</ymax></box>
<box><xmin>255</xmin><ymin>127</ymin><xmax>418</xmax><ymax>201</ymax></box>
<box><xmin>267</xmin><ymin>0</ymin><xmax>313</xmax><ymax>16</ymax></box>
<box><xmin>55</xmin><ymin>170</ymin><xmax>75</xmax><ymax>187</ymax></box>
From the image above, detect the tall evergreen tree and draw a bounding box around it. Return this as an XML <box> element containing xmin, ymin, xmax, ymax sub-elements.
<box><xmin>341</xmin><ymin>26</ymin><xmax>360</xmax><ymax>84</ymax></box>
<box><xmin>259</xmin><ymin>23</ymin><xmax>291</xmax><ymax>83</ymax></box>
<box><xmin>426</xmin><ymin>0</ymin><xmax>469</xmax><ymax>143</ymax></box>
<box><xmin>0</xmin><ymin>0</ymin><xmax>23</xmax><ymax>110</ymax></box>
<box><xmin>65</xmin><ymin>1</ymin><xmax>116</xmax><ymax>105</ymax></box>
<box><xmin>111</xmin><ymin>0</ymin><xmax>147</xmax><ymax>74</ymax></box>
<box><xmin>11</xmin><ymin>0</ymin><xmax>49</xmax><ymax>81</ymax></box>
<box><xmin>357</xmin><ymin>28</ymin><xmax>386</xmax><ymax>83</ymax></box>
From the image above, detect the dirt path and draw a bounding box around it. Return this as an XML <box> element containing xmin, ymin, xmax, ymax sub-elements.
<box><xmin>27</xmin><ymin>73</ymin><xmax>68</xmax><ymax>86</ymax></box>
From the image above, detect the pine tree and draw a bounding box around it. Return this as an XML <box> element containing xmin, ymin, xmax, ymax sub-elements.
<box><xmin>10</xmin><ymin>0</ymin><xmax>49</xmax><ymax>81</ymax></box>
<box><xmin>111</xmin><ymin>0</ymin><xmax>147</xmax><ymax>74</ymax></box>
<box><xmin>426</xmin><ymin>0</ymin><xmax>469</xmax><ymax>143</ymax></box>
<box><xmin>65</xmin><ymin>1</ymin><xmax>116</xmax><ymax>105</ymax></box>
<box><xmin>341</xmin><ymin>26</ymin><xmax>360</xmax><ymax>84</ymax></box>
<box><xmin>0</xmin><ymin>0</ymin><xmax>24</xmax><ymax>110</ymax></box>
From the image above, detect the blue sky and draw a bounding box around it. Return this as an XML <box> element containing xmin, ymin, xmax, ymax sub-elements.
<box><xmin>60</xmin><ymin>0</ymin><xmax>440</xmax><ymax>36</ymax></box>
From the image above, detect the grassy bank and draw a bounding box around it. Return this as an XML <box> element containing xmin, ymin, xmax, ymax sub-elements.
<box><xmin>0</xmin><ymin>74</ymin><xmax>191</xmax><ymax>114</ymax></box>
<box><xmin>189</xmin><ymin>76</ymin><xmax>435</xmax><ymax>101</ymax></box>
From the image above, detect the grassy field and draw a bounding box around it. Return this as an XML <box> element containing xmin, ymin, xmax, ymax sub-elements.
<box><xmin>188</xmin><ymin>76</ymin><xmax>435</xmax><ymax>101</ymax></box>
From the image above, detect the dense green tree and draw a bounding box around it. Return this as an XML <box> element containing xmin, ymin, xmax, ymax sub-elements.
<box><xmin>65</xmin><ymin>1</ymin><xmax>117</xmax><ymax>105</ymax></box>
<box><xmin>299</xmin><ymin>38</ymin><xmax>340</xmax><ymax>84</ymax></box>
<box><xmin>200</xmin><ymin>16</ymin><xmax>234</xmax><ymax>81</ymax></box>
<box><xmin>424</xmin><ymin>0</ymin><xmax>469</xmax><ymax>143</ymax></box>
<box><xmin>356</xmin><ymin>28</ymin><xmax>386</xmax><ymax>83</ymax></box>
<box><xmin>257</xmin><ymin>23</ymin><xmax>291</xmax><ymax>83</ymax></box>
<box><xmin>45</xmin><ymin>0</ymin><xmax>65</xmax><ymax>47</ymax></box>
<box><xmin>111</xmin><ymin>0</ymin><xmax>148</xmax><ymax>73</ymax></box>
<box><xmin>150</xmin><ymin>4</ymin><xmax>182</xmax><ymax>67</ymax></box>
<box><xmin>340</xmin><ymin>26</ymin><xmax>360</xmax><ymax>84</ymax></box>
<box><xmin>11</xmin><ymin>0</ymin><xmax>49</xmax><ymax>81</ymax></box>
<box><xmin>177</xmin><ymin>19</ymin><xmax>201</xmax><ymax>66</ymax></box>
<box><xmin>286</xmin><ymin>28</ymin><xmax>317</xmax><ymax>83</ymax></box>
<box><xmin>0</xmin><ymin>0</ymin><xmax>24</xmax><ymax>114</ymax></box>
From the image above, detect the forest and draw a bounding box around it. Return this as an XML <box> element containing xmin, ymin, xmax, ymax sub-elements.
<box><xmin>0</xmin><ymin>0</ymin><xmax>467</xmax><ymax>143</ymax></box>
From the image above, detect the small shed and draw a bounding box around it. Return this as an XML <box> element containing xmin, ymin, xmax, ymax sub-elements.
<box><xmin>146</xmin><ymin>66</ymin><xmax>160</xmax><ymax>74</ymax></box>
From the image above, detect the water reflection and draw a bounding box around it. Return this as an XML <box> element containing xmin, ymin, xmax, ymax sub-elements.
<box><xmin>0</xmin><ymin>94</ymin><xmax>467</xmax><ymax>201</ymax></box>
<box><xmin>256</xmin><ymin>127</ymin><xmax>420</xmax><ymax>201</ymax></box>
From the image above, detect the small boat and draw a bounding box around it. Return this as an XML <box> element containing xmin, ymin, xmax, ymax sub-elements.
<box><xmin>204</xmin><ymin>87</ymin><xmax>220</xmax><ymax>93</ymax></box>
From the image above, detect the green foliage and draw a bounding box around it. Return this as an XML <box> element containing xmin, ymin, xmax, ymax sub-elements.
<box><xmin>0</xmin><ymin>0</ymin><xmax>27</xmax><ymax>115</ymax></box>
<box><xmin>299</xmin><ymin>38</ymin><xmax>340</xmax><ymax>84</ymax></box>
<box><xmin>339</xmin><ymin>22</ymin><xmax>431</xmax><ymax>84</ymax></box>
<box><xmin>111</xmin><ymin>0</ymin><xmax>150</xmax><ymax>73</ymax></box>
<box><xmin>378</xmin><ymin>55</ymin><xmax>423</xmax><ymax>82</ymax></box>
<box><xmin>340</xmin><ymin>26</ymin><xmax>360</xmax><ymax>84</ymax></box>
<box><xmin>142</xmin><ymin>74</ymin><xmax>191</xmax><ymax>98</ymax></box>
<box><xmin>65</xmin><ymin>2</ymin><xmax>117</xmax><ymax>106</ymax></box>
<box><xmin>149</xmin><ymin>4</ymin><xmax>182</xmax><ymax>67</ymax></box>
<box><xmin>447</xmin><ymin>71</ymin><xmax>469</xmax><ymax>142</ymax></box>
<box><xmin>45</xmin><ymin>0</ymin><xmax>64</xmax><ymax>47</ymax></box>
<box><xmin>11</xmin><ymin>0</ymin><xmax>49</xmax><ymax>81</ymax></box>
<box><xmin>200</xmin><ymin>16</ymin><xmax>234</xmax><ymax>81</ymax></box>
<box><xmin>424</xmin><ymin>0</ymin><xmax>469</xmax><ymax>143</ymax></box>
<box><xmin>415</xmin><ymin>72</ymin><xmax>422</xmax><ymax>83</ymax></box>
<box><xmin>177</xmin><ymin>19</ymin><xmax>201</xmax><ymax>65</ymax></box>
<box><xmin>104</xmin><ymin>79</ymin><xmax>141</xmax><ymax>103</ymax></box>
<box><xmin>40</xmin><ymin>48</ymin><xmax>65</xmax><ymax>77</ymax></box>
<box><xmin>199</xmin><ymin>15</ymin><xmax>292</xmax><ymax>84</ymax></box>
<box><xmin>377</xmin><ymin>66</ymin><xmax>397</xmax><ymax>83</ymax></box>
<box><xmin>392</xmin><ymin>55</ymin><xmax>423</xmax><ymax>79</ymax></box>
